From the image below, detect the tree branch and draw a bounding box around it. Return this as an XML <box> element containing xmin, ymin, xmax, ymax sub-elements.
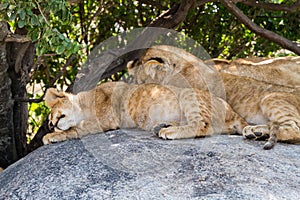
<box><xmin>194</xmin><ymin>0</ymin><xmax>217</xmax><ymax>7</ymax></box>
<box><xmin>14</xmin><ymin>54</ymin><xmax>76</xmax><ymax>103</ymax></box>
<box><xmin>4</xmin><ymin>34</ymin><xmax>31</xmax><ymax>43</ymax></box>
<box><xmin>71</xmin><ymin>0</ymin><xmax>196</xmax><ymax>93</ymax></box>
<box><xmin>137</xmin><ymin>0</ymin><xmax>168</xmax><ymax>10</ymax></box>
<box><xmin>240</xmin><ymin>0</ymin><xmax>300</xmax><ymax>13</ymax></box>
<box><xmin>149</xmin><ymin>0</ymin><xmax>195</xmax><ymax>28</ymax></box>
<box><xmin>220</xmin><ymin>0</ymin><xmax>300</xmax><ymax>55</ymax></box>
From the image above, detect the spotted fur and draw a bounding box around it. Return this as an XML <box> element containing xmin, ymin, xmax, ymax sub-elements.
<box><xmin>43</xmin><ymin>82</ymin><xmax>247</xmax><ymax>144</ymax></box>
<box><xmin>127</xmin><ymin>45</ymin><xmax>300</xmax><ymax>149</ymax></box>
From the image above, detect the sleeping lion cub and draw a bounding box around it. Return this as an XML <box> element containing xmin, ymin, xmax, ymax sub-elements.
<box><xmin>43</xmin><ymin>82</ymin><xmax>247</xmax><ymax>144</ymax></box>
<box><xmin>127</xmin><ymin>45</ymin><xmax>300</xmax><ymax>149</ymax></box>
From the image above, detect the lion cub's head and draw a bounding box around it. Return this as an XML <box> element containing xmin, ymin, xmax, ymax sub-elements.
<box><xmin>127</xmin><ymin>58</ymin><xmax>171</xmax><ymax>84</ymax></box>
<box><xmin>45</xmin><ymin>88</ymin><xmax>82</xmax><ymax>132</ymax></box>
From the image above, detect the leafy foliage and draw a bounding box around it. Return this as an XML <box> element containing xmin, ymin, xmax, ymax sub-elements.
<box><xmin>182</xmin><ymin>1</ymin><xmax>299</xmax><ymax>58</ymax></box>
<box><xmin>1</xmin><ymin>0</ymin><xmax>80</xmax><ymax>56</ymax></box>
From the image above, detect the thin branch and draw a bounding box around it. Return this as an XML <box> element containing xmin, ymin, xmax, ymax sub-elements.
<box><xmin>80</xmin><ymin>0</ymin><xmax>105</xmax><ymax>44</ymax></box>
<box><xmin>194</xmin><ymin>0</ymin><xmax>217</xmax><ymax>7</ymax></box>
<box><xmin>4</xmin><ymin>34</ymin><xmax>31</xmax><ymax>43</ymax></box>
<box><xmin>71</xmin><ymin>0</ymin><xmax>196</xmax><ymax>93</ymax></box>
<box><xmin>137</xmin><ymin>0</ymin><xmax>168</xmax><ymax>10</ymax></box>
<box><xmin>68</xmin><ymin>0</ymin><xmax>80</xmax><ymax>4</ymax></box>
<box><xmin>14</xmin><ymin>96</ymin><xmax>44</xmax><ymax>103</ymax></box>
<box><xmin>240</xmin><ymin>0</ymin><xmax>300</xmax><ymax>13</ymax></box>
<box><xmin>34</xmin><ymin>0</ymin><xmax>50</xmax><ymax>26</ymax></box>
<box><xmin>220</xmin><ymin>0</ymin><xmax>300</xmax><ymax>55</ymax></box>
<box><xmin>14</xmin><ymin>54</ymin><xmax>76</xmax><ymax>103</ymax></box>
<box><xmin>149</xmin><ymin>0</ymin><xmax>195</xmax><ymax>28</ymax></box>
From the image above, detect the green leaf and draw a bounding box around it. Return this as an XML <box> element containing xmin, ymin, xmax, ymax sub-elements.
<box><xmin>19</xmin><ymin>9</ymin><xmax>26</xmax><ymax>20</ymax></box>
<box><xmin>38</xmin><ymin>15</ymin><xmax>44</xmax><ymax>23</ymax></box>
<box><xmin>62</xmin><ymin>40</ymin><xmax>69</xmax><ymax>47</ymax></box>
<box><xmin>58</xmin><ymin>33</ymin><xmax>65</xmax><ymax>40</ymax></box>
<box><xmin>72</xmin><ymin>44</ymin><xmax>80</xmax><ymax>53</ymax></box>
<box><xmin>8</xmin><ymin>4</ymin><xmax>16</xmax><ymax>10</ymax></box>
<box><xmin>9</xmin><ymin>12</ymin><xmax>17</xmax><ymax>21</ymax></box>
<box><xmin>0</xmin><ymin>2</ymin><xmax>9</xmax><ymax>10</ymax></box>
<box><xmin>61</xmin><ymin>8</ymin><xmax>67</xmax><ymax>21</ymax></box>
<box><xmin>35</xmin><ymin>107</ymin><xmax>42</xmax><ymax>115</ymax></box>
<box><xmin>17</xmin><ymin>20</ymin><xmax>25</xmax><ymax>28</ymax></box>
<box><xmin>50</xmin><ymin>36</ymin><xmax>59</xmax><ymax>45</ymax></box>
<box><xmin>65</xmin><ymin>37</ymin><xmax>71</xmax><ymax>43</ymax></box>
<box><xmin>26</xmin><ymin>8</ymin><xmax>33</xmax><ymax>16</ymax></box>
<box><xmin>30</xmin><ymin>29</ymin><xmax>40</xmax><ymax>42</ymax></box>
<box><xmin>56</xmin><ymin>45</ymin><xmax>65</xmax><ymax>54</ymax></box>
<box><xmin>31</xmin><ymin>15</ymin><xmax>38</xmax><ymax>25</ymax></box>
<box><xmin>65</xmin><ymin>50</ymin><xmax>72</xmax><ymax>58</ymax></box>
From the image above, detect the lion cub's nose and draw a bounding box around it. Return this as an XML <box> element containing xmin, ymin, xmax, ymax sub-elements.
<box><xmin>49</xmin><ymin>121</ymin><xmax>55</xmax><ymax>132</ymax></box>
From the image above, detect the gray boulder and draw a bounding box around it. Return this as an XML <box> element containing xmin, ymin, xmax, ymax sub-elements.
<box><xmin>0</xmin><ymin>129</ymin><xmax>299</xmax><ymax>200</ymax></box>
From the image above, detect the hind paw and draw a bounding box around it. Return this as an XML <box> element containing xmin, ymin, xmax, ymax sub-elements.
<box><xmin>243</xmin><ymin>125</ymin><xmax>270</xmax><ymax>140</ymax></box>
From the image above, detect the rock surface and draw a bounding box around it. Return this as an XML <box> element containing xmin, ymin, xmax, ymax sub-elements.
<box><xmin>0</xmin><ymin>129</ymin><xmax>299</xmax><ymax>200</ymax></box>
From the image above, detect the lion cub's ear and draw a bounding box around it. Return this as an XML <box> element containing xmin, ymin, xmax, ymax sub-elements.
<box><xmin>126</xmin><ymin>60</ymin><xmax>135</xmax><ymax>70</ymax></box>
<box><xmin>127</xmin><ymin>60</ymin><xmax>136</xmax><ymax>75</ymax></box>
<box><xmin>44</xmin><ymin>88</ymin><xmax>68</xmax><ymax>108</ymax></box>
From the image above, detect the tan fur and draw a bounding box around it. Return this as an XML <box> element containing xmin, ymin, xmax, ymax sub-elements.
<box><xmin>205</xmin><ymin>57</ymin><xmax>300</xmax><ymax>88</ymax></box>
<box><xmin>0</xmin><ymin>167</ymin><xmax>3</xmax><ymax>172</ymax></box>
<box><xmin>43</xmin><ymin>82</ymin><xmax>247</xmax><ymax>144</ymax></box>
<box><xmin>127</xmin><ymin>45</ymin><xmax>300</xmax><ymax>149</ymax></box>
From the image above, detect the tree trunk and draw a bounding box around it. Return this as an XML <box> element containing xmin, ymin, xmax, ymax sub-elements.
<box><xmin>0</xmin><ymin>22</ymin><xmax>17</xmax><ymax>168</ymax></box>
<box><xmin>0</xmin><ymin>22</ymin><xmax>35</xmax><ymax>168</ymax></box>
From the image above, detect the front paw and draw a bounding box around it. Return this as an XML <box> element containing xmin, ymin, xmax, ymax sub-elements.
<box><xmin>153</xmin><ymin>123</ymin><xmax>172</xmax><ymax>136</ymax></box>
<box><xmin>43</xmin><ymin>132</ymin><xmax>67</xmax><ymax>145</ymax></box>
<box><xmin>242</xmin><ymin>125</ymin><xmax>270</xmax><ymax>140</ymax></box>
<box><xmin>158</xmin><ymin>127</ymin><xmax>180</xmax><ymax>140</ymax></box>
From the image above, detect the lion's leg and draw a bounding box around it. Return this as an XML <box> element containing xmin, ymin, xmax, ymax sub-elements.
<box><xmin>220</xmin><ymin>101</ymin><xmax>249</xmax><ymax>135</ymax></box>
<box><xmin>157</xmin><ymin>122</ymin><xmax>214</xmax><ymax>139</ymax></box>
<box><xmin>43</xmin><ymin>119</ymin><xmax>105</xmax><ymax>145</ymax></box>
<box><xmin>261</xmin><ymin>93</ymin><xmax>300</xmax><ymax>143</ymax></box>
<box><xmin>43</xmin><ymin>128</ymin><xmax>79</xmax><ymax>145</ymax></box>
<box><xmin>243</xmin><ymin>92</ymin><xmax>300</xmax><ymax>149</ymax></box>
<box><xmin>157</xmin><ymin>89</ymin><xmax>214</xmax><ymax>139</ymax></box>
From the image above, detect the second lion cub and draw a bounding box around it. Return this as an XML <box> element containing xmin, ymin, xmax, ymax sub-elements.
<box><xmin>43</xmin><ymin>82</ymin><xmax>247</xmax><ymax>144</ymax></box>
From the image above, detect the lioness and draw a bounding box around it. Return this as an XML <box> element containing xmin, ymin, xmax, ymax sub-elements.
<box><xmin>43</xmin><ymin>82</ymin><xmax>247</xmax><ymax>144</ymax></box>
<box><xmin>127</xmin><ymin>45</ymin><xmax>300</xmax><ymax>149</ymax></box>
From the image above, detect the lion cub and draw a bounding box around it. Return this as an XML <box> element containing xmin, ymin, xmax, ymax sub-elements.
<box><xmin>127</xmin><ymin>45</ymin><xmax>300</xmax><ymax>149</ymax></box>
<box><xmin>206</xmin><ymin>57</ymin><xmax>300</xmax><ymax>88</ymax></box>
<box><xmin>43</xmin><ymin>82</ymin><xmax>247</xmax><ymax>144</ymax></box>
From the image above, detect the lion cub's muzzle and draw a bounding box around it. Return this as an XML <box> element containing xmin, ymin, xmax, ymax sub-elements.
<box><xmin>49</xmin><ymin>121</ymin><xmax>55</xmax><ymax>132</ymax></box>
<box><xmin>48</xmin><ymin>121</ymin><xmax>64</xmax><ymax>132</ymax></box>
<box><xmin>48</xmin><ymin>114</ymin><xmax>66</xmax><ymax>132</ymax></box>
